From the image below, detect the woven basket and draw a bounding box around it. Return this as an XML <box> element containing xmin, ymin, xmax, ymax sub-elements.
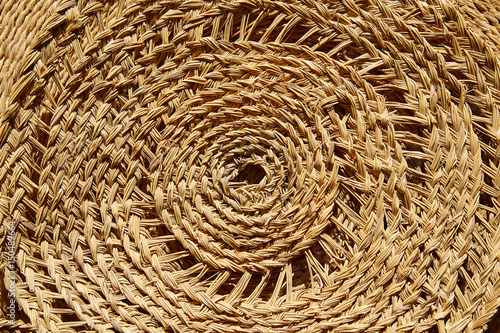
<box><xmin>2</xmin><ymin>0</ymin><xmax>500</xmax><ymax>332</ymax></box>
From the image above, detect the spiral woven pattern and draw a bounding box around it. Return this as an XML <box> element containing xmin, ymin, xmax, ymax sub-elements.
<box><xmin>2</xmin><ymin>0</ymin><xmax>500</xmax><ymax>332</ymax></box>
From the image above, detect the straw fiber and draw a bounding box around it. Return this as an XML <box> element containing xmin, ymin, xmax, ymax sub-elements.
<box><xmin>2</xmin><ymin>0</ymin><xmax>500</xmax><ymax>332</ymax></box>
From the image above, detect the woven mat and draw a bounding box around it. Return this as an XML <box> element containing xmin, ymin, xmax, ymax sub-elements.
<box><xmin>2</xmin><ymin>0</ymin><xmax>500</xmax><ymax>332</ymax></box>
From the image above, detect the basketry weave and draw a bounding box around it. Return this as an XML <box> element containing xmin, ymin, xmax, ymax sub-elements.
<box><xmin>2</xmin><ymin>0</ymin><xmax>500</xmax><ymax>332</ymax></box>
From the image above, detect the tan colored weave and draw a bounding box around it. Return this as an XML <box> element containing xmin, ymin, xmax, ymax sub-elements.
<box><xmin>0</xmin><ymin>0</ymin><xmax>57</xmax><ymax>114</ymax></box>
<box><xmin>2</xmin><ymin>0</ymin><xmax>500</xmax><ymax>332</ymax></box>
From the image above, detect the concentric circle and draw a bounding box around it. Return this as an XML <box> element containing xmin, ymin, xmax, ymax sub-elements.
<box><xmin>154</xmin><ymin>103</ymin><xmax>347</xmax><ymax>271</ymax></box>
<box><xmin>2</xmin><ymin>0</ymin><xmax>500</xmax><ymax>332</ymax></box>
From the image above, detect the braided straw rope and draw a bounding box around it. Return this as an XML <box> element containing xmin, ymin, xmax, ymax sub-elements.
<box><xmin>2</xmin><ymin>0</ymin><xmax>500</xmax><ymax>332</ymax></box>
<box><xmin>0</xmin><ymin>0</ymin><xmax>57</xmax><ymax>113</ymax></box>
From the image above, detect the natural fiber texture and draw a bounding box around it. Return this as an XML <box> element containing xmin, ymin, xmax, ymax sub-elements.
<box><xmin>0</xmin><ymin>0</ymin><xmax>57</xmax><ymax>113</ymax></box>
<box><xmin>2</xmin><ymin>0</ymin><xmax>500</xmax><ymax>332</ymax></box>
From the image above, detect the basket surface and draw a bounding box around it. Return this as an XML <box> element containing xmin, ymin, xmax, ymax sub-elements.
<box><xmin>2</xmin><ymin>0</ymin><xmax>500</xmax><ymax>332</ymax></box>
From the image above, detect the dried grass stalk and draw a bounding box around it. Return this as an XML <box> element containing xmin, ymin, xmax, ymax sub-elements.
<box><xmin>1</xmin><ymin>0</ymin><xmax>500</xmax><ymax>332</ymax></box>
